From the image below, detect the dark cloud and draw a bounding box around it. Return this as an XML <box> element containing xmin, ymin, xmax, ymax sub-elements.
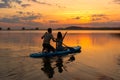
<box><xmin>0</xmin><ymin>0</ymin><xmax>31</xmax><ymax>8</ymax></box>
<box><xmin>0</xmin><ymin>3</ymin><xmax>11</xmax><ymax>8</ymax></box>
<box><xmin>0</xmin><ymin>0</ymin><xmax>22</xmax><ymax>8</ymax></box>
<box><xmin>20</xmin><ymin>15</ymin><xmax>39</xmax><ymax>21</ymax></box>
<box><xmin>92</xmin><ymin>18</ymin><xmax>102</xmax><ymax>21</ymax></box>
<box><xmin>0</xmin><ymin>0</ymin><xmax>66</xmax><ymax>8</ymax></box>
<box><xmin>113</xmin><ymin>0</ymin><xmax>120</xmax><ymax>4</ymax></box>
<box><xmin>16</xmin><ymin>11</ymin><xmax>32</xmax><ymax>15</ymax></box>
<box><xmin>55</xmin><ymin>4</ymin><xmax>66</xmax><ymax>8</ymax></box>
<box><xmin>0</xmin><ymin>17</ymin><xmax>20</xmax><ymax>23</ymax></box>
<box><xmin>16</xmin><ymin>11</ymin><xmax>24</xmax><ymax>14</ymax></box>
<box><xmin>29</xmin><ymin>0</ymin><xmax>66</xmax><ymax>8</ymax></box>
<box><xmin>21</xmin><ymin>4</ymin><xmax>31</xmax><ymax>8</ymax></box>
<box><xmin>0</xmin><ymin>0</ymin><xmax>11</xmax><ymax>8</ymax></box>
<box><xmin>0</xmin><ymin>12</ymin><xmax>42</xmax><ymax>23</ymax></box>
<box><xmin>30</xmin><ymin>0</ymin><xmax>52</xmax><ymax>6</ymax></box>
<box><xmin>48</xmin><ymin>20</ymin><xmax>59</xmax><ymax>23</ymax></box>
<box><xmin>16</xmin><ymin>11</ymin><xmax>41</xmax><ymax>17</ymax></box>
<box><xmin>90</xmin><ymin>20</ymin><xmax>120</xmax><ymax>27</ymax></box>
<box><xmin>91</xmin><ymin>14</ymin><xmax>106</xmax><ymax>17</ymax></box>
<box><xmin>0</xmin><ymin>12</ymin><xmax>43</xmax><ymax>28</ymax></box>
<box><xmin>72</xmin><ymin>16</ymin><xmax>81</xmax><ymax>20</ymax></box>
<box><xmin>91</xmin><ymin>14</ymin><xmax>109</xmax><ymax>21</ymax></box>
<box><xmin>61</xmin><ymin>20</ymin><xmax>120</xmax><ymax>28</ymax></box>
<box><xmin>2</xmin><ymin>0</ymin><xmax>22</xmax><ymax>4</ymax></box>
<box><xmin>13</xmin><ymin>0</ymin><xmax>22</xmax><ymax>4</ymax></box>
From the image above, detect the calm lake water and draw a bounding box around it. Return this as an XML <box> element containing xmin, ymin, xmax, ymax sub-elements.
<box><xmin>0</xmin><ymin>30</ymin><xmax>120</xmax><ymax>80</ymax></box>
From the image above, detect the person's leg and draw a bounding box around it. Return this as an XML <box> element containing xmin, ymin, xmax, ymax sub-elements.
<box><xmin>45</xmin><ymin>44</ymin><xmax>51</xmax><ymax>52</ymax></box>
<box><xmin>49</xmin><ymin>44</ymin><xmax>55</xmax><ymax>52</ymax></box>
<box><xmin>43</xmin><ymin>43</ymin><xmax>49</xmax><ymax>52</ymax></box>
<box><xmin>42</xmin><ymin>44</ymin><xmax>45</xmax><ymax>52</ymax></box>
<box><xmin>43</xmin><ymin>44</ymin><xmax>55</xmax><ymax>52</ymax></box>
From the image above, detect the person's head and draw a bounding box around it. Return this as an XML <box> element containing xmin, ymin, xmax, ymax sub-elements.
<box><xmin>47</xmin><ymin>28</ymin><xmax>52</xmax><ymax>33</ymax></box>
<box><xmin>57</xmin><ymin>32</ymin><xmax>62</xmax><ymax>39</ymax></box>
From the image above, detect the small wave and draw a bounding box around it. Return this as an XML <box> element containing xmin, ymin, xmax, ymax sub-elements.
<box><xmin>7</xmin><ymin>73</ymin><xmax>16</xmax><ymax>77</ymax></box>
<box><xmin>98</xmin><ymin>75</ymin><xmax>114</xmax><ymax>80</ymax></box>
<box><xmin>117</xmin><ymin>55</ymin><xmax>120</xmax><ymax>65</ymax></box>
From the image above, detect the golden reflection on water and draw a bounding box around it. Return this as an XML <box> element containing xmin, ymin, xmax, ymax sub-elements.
<box><xmin>0</xmin><ymin>30</ymin><xmax>120</xmax><ymax>80</ymax></box>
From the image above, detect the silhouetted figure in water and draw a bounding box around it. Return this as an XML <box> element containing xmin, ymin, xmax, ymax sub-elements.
<box><xmin>66</xmin><ymin>55</ymin><xmax>75</xmax><ymax>64</ymax></box>
<box><xmin>56</xmin><ymin>56</ymin><xmax>64</xmax><ymax>73</ymax></box>
<box><xmin>68</xmin><ymin>55</ymin><xmax>75</xmax><ymax>62</ymax></box>
<box><xmin>55</xmin><ymin>55</ymin><xmax>76</xmax><ymax>73</ymax></box>
<box><xmin>41</xmin><ymin>57</ymin><xmax>54</xmax><ymax>78</ymax></box>
<box><xmin>41</xmin><ymin>55</ymin><xmax>76</xmax><ymax>78</ymax></box>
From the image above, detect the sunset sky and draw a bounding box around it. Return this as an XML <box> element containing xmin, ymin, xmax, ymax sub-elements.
<box><xmin>0</xmin><ymin>0</ymin><xmax>120</xmax><ymax>29</ymax></box>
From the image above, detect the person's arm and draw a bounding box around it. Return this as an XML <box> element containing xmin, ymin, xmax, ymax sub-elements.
<box><xmin>51</xmin><ymin>34</ymin><xmax>56</xmax><ymax>42</ymax></box>
<box><xmin>41</xmin><ymin>32</ymin><xmax>47</xmax><ymax>39</ymax></box>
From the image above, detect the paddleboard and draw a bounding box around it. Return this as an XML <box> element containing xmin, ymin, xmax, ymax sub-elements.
<box><xmin>30</xmin><ymin>46</ymin><xmax>81</xmax><ymax>58</ymax></box>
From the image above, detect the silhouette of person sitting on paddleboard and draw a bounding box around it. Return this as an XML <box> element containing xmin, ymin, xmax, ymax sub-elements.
<box><xmin>56</xmin><ymin>56</ymin><xmax>64</xmax><ymax>73</ymax></box>
<box><xmin>55</xmin><ymin>55</ymin><xmax>76</xmax><ymax>73</ymax></box>
<box><xmin>41</xmin><ymin>28</ymin><xmax>55</xmax><ymax>52</ymax></box>
<box><xmin>56</xmin><ymin>32</ymin><xmax>67</xmax><ymax>51</ymax></box>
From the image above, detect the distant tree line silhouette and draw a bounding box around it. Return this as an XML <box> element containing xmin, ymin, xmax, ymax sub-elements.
<box><xmin>22</xmin><ymin>27</ymin><xmax>39</xmax><ymax>30</ymax></box>
<box><xmin>0</xmin><ymin>27</ymin><xmax>11</xmax><ymax>30</ymax></box>
<box><xmin>0</xmin><ymin>27</ymin><xmax>40</xmax><ymax>30</ymax></box>
<box><xmin>0</xmin><ymin>27</ymin><xmax>2</xmax><ymax>30</ymax></box>
<box><xmin>7</xmin><ymin>27</ymin><xmax>11</xmax><ymax>30</ymax></box>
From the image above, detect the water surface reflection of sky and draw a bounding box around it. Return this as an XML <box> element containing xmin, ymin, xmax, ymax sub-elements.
<box><xmin>0</xmin><ymin>30</ymin><xmax>120</xmax><ymax>80</ymax></box>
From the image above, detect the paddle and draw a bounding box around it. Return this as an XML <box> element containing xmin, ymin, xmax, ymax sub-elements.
<box><xmin>62</xmin><ymin>32</ymin><xmax>67</xmax><ymax>40</ymax></box>
<box><xmin>56</xmin><ymin>32</ymin><xmax>75</xmax><ymax>51</ymax></box>
<box><xmin>62</xmin><ymin>32</ymin><xmax>75</xmax><ymax>51</ymax></box>
<box><xmin>62</xmin><ymin>43</ymin><xmax>75</xmax><ymax>51</ymax></box>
